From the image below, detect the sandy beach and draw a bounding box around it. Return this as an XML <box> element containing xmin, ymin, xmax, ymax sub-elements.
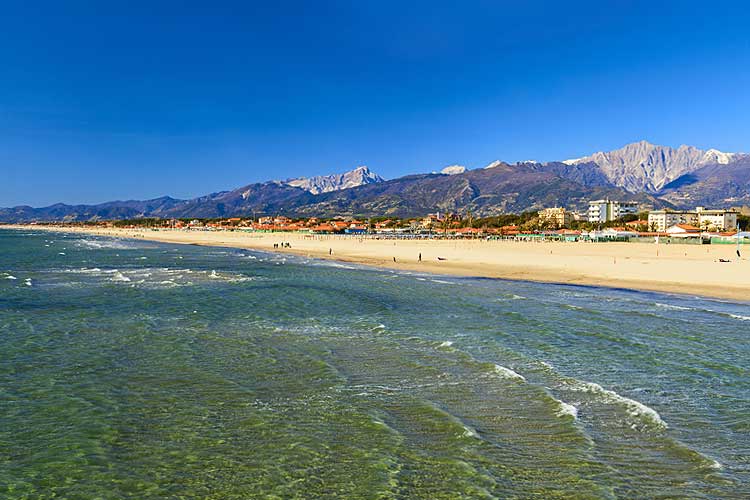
<box><xmin>9</xmin><ymin>225</ymin><xmax>750</xmax><ymax>302</ymax></box>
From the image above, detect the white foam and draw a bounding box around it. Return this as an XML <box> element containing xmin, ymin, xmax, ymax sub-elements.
<box><xmin>438</xmin><ymin>340</ymin><xmax>454</xmax><ymax>348</ymax></box>
<box><xmin>110</xmin><ymin>272</ymin><xmax>131</xmax><ymax>282</ymax></box>
<box><xmin>729</xmin><ymin>314</ymin><xmax>750</xmax><ymax>321</ymax></box>
<box><xmin>555</xmin><ymin>400</ymin><xmax>578</xmax><ymax>419</ymax></box>
<box><xmin>3</xmin><ymin>275</ymin><xmax>17</xmax><ymax>280</ymax></box>
<box><xmin>567</xmin><ymin>381</ymin><xmax>667</xmax><ymax>429</ymax></box>
<box><xmin>430</xmin><ymin>279</ymin><xmax>456</xmax><ymax>285</ymax></box>
<box><xmin>74</xmin><ymin>239</ymin><xmax>133</xmax><ymax>250</ymax></box>
<box><xmin>493</xmin><ymin>364</ymin><xmax>526</xmax><ymax>381</ymax></box>
<box><xmin>24</xmin><ymin>278</ymin><xmax>32</xmax><ymax>286</ymax></box>
<box><xmin>655</xmin><ymin>303</ymin><xmax>692</xmax><ymax>311</ymax></box>
<box><xmin>58</xmin><ymin>252</ymin><xmax>66</xmax><ymax>255</ymax></box>
<box><xmin>462</xmin><ymin>425</ymin><xmax>479</xmax><ymax>438</ymax></box>
<box><xmin>498</xmin><ymin>294</ymin><xmax>526</xmax><ymax>301</ymax></box>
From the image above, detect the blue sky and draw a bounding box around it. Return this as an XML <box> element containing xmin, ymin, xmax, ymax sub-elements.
<box><xmin>2</xmin><ymin>0</ymin><xmax>749</xmax><ymax>207</ymax></box>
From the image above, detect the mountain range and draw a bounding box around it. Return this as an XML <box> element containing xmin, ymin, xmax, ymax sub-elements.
<box><xmin>1</xmin><ymin>141</ymin><xmax>748</xmax><ymax>222</ymax></box>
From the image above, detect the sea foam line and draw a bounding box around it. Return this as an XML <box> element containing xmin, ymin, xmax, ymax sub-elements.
<box><xmin>493</xmin><ymin>364</ymin><xmax>526</xmax><ymax>381</ymax></box>
<box><xmin>566</xmin><ymin>381</ymin><xmax>667</xmax><ymax>429</ymax></box>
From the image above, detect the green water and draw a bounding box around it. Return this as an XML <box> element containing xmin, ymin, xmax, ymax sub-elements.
<box><xmin>1</xmin><ymin>229</ymin><xmax>748</xmax><ymax>498</ymax></box>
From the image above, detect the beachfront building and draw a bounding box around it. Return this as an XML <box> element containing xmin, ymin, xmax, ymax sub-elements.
<box><xmin>537</xmin><ymin>207</ymin><xmax>573</xmax><ymax>228</ymax></box>
<box><xmin>587</xmin><ymin>200</ymin><xmax>638</xmax><ymax>223</ymax></box>
<box><xmin>648</xmin><ymin>210</ymin><xmax>698</xmax><ymax>232</ymax></box>
<box><xmin>648</xmin><ymin>208</ymin><xmax>738</xmax><ymax>232</ymax></box>
<box><xmin>666</xmin><ymin>224</ymin><xmax>702</xmax><ymax>238</ymax></box>
<box><xmin>696</xmin><ymin>207</ymin><xmax>738</xmax><ymax>231</ymax></box>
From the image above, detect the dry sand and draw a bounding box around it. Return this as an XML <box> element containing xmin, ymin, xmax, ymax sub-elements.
<box><xmin>10</xmin><ymin>226</ymin><xmax>750</xmax><ymax>302</ymax></box>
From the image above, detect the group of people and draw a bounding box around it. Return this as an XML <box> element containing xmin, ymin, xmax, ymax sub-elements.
<box><xmin>273</xmin><ymin>242</ymin><xmax>291</xmax><ymax>249</ymax></box>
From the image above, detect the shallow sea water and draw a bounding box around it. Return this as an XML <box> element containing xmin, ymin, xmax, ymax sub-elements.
<box><xmin>1</xmin><ymin>229</ymin><xmax>748</xmax><ymax>498</ymax></box>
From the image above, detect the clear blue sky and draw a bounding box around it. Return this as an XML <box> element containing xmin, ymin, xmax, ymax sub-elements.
<box><xmin>2</xmin><ymin>0</ymin><xmax>749</xmax><ymax>207</ymax></box>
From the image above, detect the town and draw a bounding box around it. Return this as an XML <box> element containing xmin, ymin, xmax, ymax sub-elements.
<box><xmin>29</xmin><ymin>198</ymin><xmax>750</xmax><ymax>245</ymax></box>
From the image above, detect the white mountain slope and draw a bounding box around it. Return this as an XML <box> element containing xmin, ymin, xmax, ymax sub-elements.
<box><xmin>562</xmin><ymin>140</ymin><xmax>738</xmax><ymax>193</ymax></box>
<box><xmin>285</xmin><ymin>166</ymin><xmax>384</xmax><ymax>194</ymax></box>
<box><xmin>440</xmin><ymin>165</ymin><xmax>467</xmax><ymax>175</ymax></box>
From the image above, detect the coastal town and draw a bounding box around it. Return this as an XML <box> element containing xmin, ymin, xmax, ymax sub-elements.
<box><xmin>24</xmin><ymin>198</ymin><xmax>749</xmax><ymax>246</ymax></box>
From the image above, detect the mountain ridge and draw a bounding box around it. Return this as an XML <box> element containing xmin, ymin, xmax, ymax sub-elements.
<box><xmin>2</xmin><ymin>141</ymin><xmax>748</xmax><ymax>222</ymax></box>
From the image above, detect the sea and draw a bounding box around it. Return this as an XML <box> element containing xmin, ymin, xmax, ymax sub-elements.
<box><xmin>1</xmin><ymin>228</ymin><xmax>748</xmax><ymax>499</ymax></box>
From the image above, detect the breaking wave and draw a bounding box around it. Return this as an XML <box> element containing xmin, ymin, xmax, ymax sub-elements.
<box><xmin>565</xmin><ymin>380</ymin><xmax>667</xmax><ymax>430</ymax></box>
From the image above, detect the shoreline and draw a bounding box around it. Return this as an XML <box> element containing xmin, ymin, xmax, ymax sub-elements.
<box><xmin>5</xmin><ymin>225</ymin><xmax>750</xmax><ymax>303</ymax></box>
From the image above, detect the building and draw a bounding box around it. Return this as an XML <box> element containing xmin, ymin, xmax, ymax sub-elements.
<box><xmin>648</xmin><ymin>207</ymin><xmax>738</xmax><ymax>232</ymax></box>
<box><xmin>695</xmin><ymin>207</ymin><xmax>738</xmax><ymax>231</ymax></box>
<box><xmin>648</xmin><ymin>210</ymin><xmax>698</xmax><ymax>232</ymax></box>
<box><xmin>537</xmin><ymin>207</ymin><xmax>573</xmax><ymax>228</ymax></box>
<box><xmin>666</xmin><ymin>224</ymin><xmax>702</xmax><ymax>237</ymax></box>
<box><xmin>587</xmin><ymin>200</ymin><xmax>639</xmax><ymax>223</ymax></box>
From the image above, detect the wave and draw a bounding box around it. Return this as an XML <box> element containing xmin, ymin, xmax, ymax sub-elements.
<box><xmin>493</xmin><ymin>364</ymin><xmax>526</xmax><ymax>382</ymax></box>
<box><xmin>554</xmin><ymin>399</ymin><xmax>578</xmax><ymax>419</ymax></box>
<box><xmin>497</xmin><ymin>293</ymin><xmax>526</xmax><ymax>301</ymax></box>
<box><xmin>3</xmin><ymin>274</ymin><xmax>17</xmax><ymax>280</ymax></box>
<box><xmin>110</xmin><ymin>272</ymin><xmax>131</xmax><ymax>282</ymax></box>
<box><xmin>74</xmin><ymin>238</ymin><xmax>136</xmax><ymax>250</ymax></box>
<box><xmin>654</xmin><ymin>303</ymin><xmax>693</xmax><ymax>311</ymax></box>
<box><xmin>51</xmin><ymin>266</ymin><xmax>257</xmax><ymax>288</ymax></box>
<box><xmin>727</xmin><ymin>313</ymin><xmax>750</xmax><ymax>321</ymax></box>
<box><xmin>565</xmin><ymin>380</ymin><xmax>667</xmax><ymax>430</ymax></box>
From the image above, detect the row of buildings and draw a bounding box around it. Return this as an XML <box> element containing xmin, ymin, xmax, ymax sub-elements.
<box><xmin>537</xmin><ymin>199</ymin><xmax>738</xmax><ymax>231</ymax></box>
<box><xmin>647</xmin><ymin>207</ymin><xmax>738</xmax><ymax>232</ymax></box>
<box><xmin>537</xmin><ymin>200</ymin><xmax>640</xmax><ymax>227</ymax></box>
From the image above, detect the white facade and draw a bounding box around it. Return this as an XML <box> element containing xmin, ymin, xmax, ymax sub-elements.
<box><xmin>696</xmin><ymin>208</ymin><xmax>738</xmax><ymax>231</ymax></box>
<box><xmin>648</xmin><ymin>211</ymin><xmax>698</xmax><ymax>232</ymax></box>
<box><xmin>587</xmin><ymin>200</ymin><xmax>639</xmax><ymax>223</ymax></box>
<box><xmin>648</xmin><ymin>208</ymin><xmax>738</xmax><ymax>232</ymax></box>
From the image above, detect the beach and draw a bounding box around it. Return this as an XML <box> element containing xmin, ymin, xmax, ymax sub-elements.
<box><xmin>11</xmin><ymin>225</ymin><xmax>750</xmax><ymax>302</ymax></box>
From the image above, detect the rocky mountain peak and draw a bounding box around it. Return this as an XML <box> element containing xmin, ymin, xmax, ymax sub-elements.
<box><xmin>561</xmin><ymin>141</ymin><xmax>739</xmax><ymax>193</ymax></box>
<box><xmin>284</xmin><ymin>166</ymin><xmax>384</xmax><ymax>194</ymax></box>
<box><xmin>440</xmin><ymin>165</ymin><xmax>467</xmax><ymax>175</ymax></box>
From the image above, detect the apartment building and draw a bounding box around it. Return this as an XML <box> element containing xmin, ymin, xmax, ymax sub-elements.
<box><xmin>587</xmin><ymin>200</ymin><xmax>639</xmax><ymax>223</ymax></box>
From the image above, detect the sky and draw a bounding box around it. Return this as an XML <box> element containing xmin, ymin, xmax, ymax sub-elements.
<box><xmin>1</xmin><ymin>0</ymin><xmax>749</xmax><ymax>207</ymax></box>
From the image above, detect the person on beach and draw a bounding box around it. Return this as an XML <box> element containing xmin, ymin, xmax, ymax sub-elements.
<box><xmin>418</xmin><ymin>252</ymin><xmax>422</xmax><ymax>262</ymax></box>
<box><xmin>329</xmin><ymin>248</ymin><xmax>332</xmax><ymax>255</ymax></box>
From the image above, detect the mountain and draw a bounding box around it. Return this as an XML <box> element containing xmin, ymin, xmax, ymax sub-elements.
<box><xmin>0</xmin><ymin>197</ymin><xmax>184</xmax><ymax>223</ymax></box>
<box><xmin>0</xmin><ymin>161</ymin><xmax>666</xmax><ymax>222</ymax></box>
<box><xmin>284</xmin><ymin>166</ymin><xmax>384</xmax><ymax>194</ymax></box>
<box><xmin>562</xmin><ymin>140</ymin><xmax>737</xmax><ymax>193</ymax></box>
<box><xmin>8</xmin><ymin>140</ymin><xmax>750</xmax><ymax>223</ymax></box>
<box><xmin>287</xmin><ymin>162</ymin><xmax>663</xmax><ymax>218</ymax></box>
<box><xmin>658</xmin><ymin>155</ymin><xmax>750</xmax><ymax>207</ymax></box>
<box><xmin>439</xmin><ymin>165</ymin><xmax>467</xmax><ymax>175</ymax></box>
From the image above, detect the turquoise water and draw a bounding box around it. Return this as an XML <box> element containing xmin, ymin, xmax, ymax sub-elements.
<box><xmin>1</xmin><ymin>229</ymin><xmax>748</xmax><ymax>499</ymax></box>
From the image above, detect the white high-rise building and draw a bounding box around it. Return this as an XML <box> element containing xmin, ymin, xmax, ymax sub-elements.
<box><xmin>587</xmin><ymin>200</ymin><xmax>639</xmax><ymax>223</ymax></box>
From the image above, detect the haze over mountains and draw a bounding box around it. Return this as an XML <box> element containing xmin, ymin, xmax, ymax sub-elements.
<box><xmin>2</xmin><ymin>141</ymin><xmax>748</xmax><ymax>222</ymax></box>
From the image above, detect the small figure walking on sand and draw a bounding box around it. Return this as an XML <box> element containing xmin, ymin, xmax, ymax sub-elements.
<box><xmin>393</xmin><ymin>257</ymin><xmax>397</xmax><ymax>263</ymax></box>
<box><xmin>329</xmin><ymin>248</ymin><xmax>332</xmax><ymax>255</ymax></box>
<box><xmin>418</xmin><ymin>252</ymin><xmax>422</xmax><ymax>262</ymax></box>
